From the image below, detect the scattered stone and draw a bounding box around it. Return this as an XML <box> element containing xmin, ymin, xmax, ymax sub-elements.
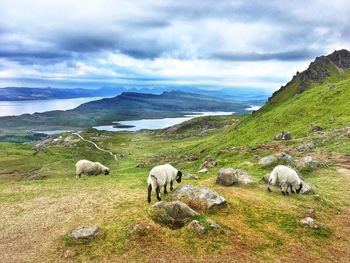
<box><xmin>135</xmin><ymin>163</ymin><xmax>144</xmax><ymax>168</ymax></box>
<box><xmin>259</xmin><ymin>155</ymin><xmax>277</xmax><ymax>165</ymax></box>
<box><xmin>310</xmin><ymin>124</ymin><xmax>323</xmax><ymax>132</ymax></box>
<box><xmin>296</xmin><ymin>156</ymin><xmax>322</xmax><ymax>168</ymax></box>
<box><xmin>237</xmin><ymin>172</ymin><xmax>254</xmax><ymax>185</ymax></box>
<box><xmin>297</xmin><ymin>141</ymin><xmax>315</xmax><ymax>152</ymax></box>
<box><xmin>301</xmin><ymin>217</ymin><xmax>319</xmax><ymax>229</ymax></box>
<box><xmin>127</xmin><ymin>222</ymin><xmax>153</xmax><ymax>237</ymax></box>
<box><xmin>186</xmin><ymin>155</ymin><xmax>198</xmax><ymax>162</ymax></box>
<box><xmin>183</xmin><ymin>173</ymin><xmax>199</xmax><ymax>180</ymax></box>
<box><xmin>216</xmin><ymin>168</ymin><xmax>238</xmax><ymax>186</ymax></box>
<box><xmin>34</xmin><ymin>137</ymin><xmax>55</xmax><ymax>151</ymax></box>
<box><xmin>225</xmin><ymin>146</ymin><xmax>241</xmax><ymax>152</ymax></box>
<box><xmin>199</xmin><ymin>156</ymin><xmax>217</xmax><ymax>169</ymax></box>
<box><xmin>188</xmin><ymin>220</ymin><xmax>206</xmax><ymax>234</ymax></box>
<box><xmin>198</xmin><ymin>168</ymin><xmax>208</xmax><ymax>174</ymax></box>
<box><xmin>62</xmin><ymin>249</ymin><xmax>76</xmax><ymax>259</ymax></box>
<box><xmin>69</xmin><ymin>226</ymin><xmax>99</xmax><ymax>239</ymax></box>
<box><xmin>300</xmin><ymin>180</ymin><xmax>312</xmax><ymax>194</ymax></box>
<box><xmin>274</xmin><ymin>131</ymin><xmax>292</xmax><ymax>140</ymax></box>
<box><xmin>23</xmin><ymin>170</ymin><xmax>47</xmax><ymax>181</ymax></box>
<box><xmin>152</xmin><ymin>201</ymin><xmax>199</xmax><ymax>221</ymax></box>
<box><xmin>240</xmin><ymin>161</ymin><xmax>254</xmax><ymax>166</ymax></box>
<box><xmin>327</xmin><ymin>84</ymin><xmax>335</xmax><ymax>90</ymax></box>
<box><xmin>278</xmin><ymin>152</ymin><xmax>293</xmax><ymax>161</ymax></box>
<box><xmin>171</xmin><ymin>185</ymin><xmax>226</xmax><ymax>209</ymax></box>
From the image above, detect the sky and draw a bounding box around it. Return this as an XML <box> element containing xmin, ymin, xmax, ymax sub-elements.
<box><xmin>1</xmin><ymin>0</ymin><xmax>350</xmax><ymax>90</ymax></box>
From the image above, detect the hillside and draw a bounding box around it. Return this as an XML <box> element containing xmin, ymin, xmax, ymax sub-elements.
<box><xmin>1</xmin><ymin>50</ymin><xmax>350</xmax><ymax>262</ymax></box>
<box><xmin>0</xmin><ymin>91</ymin><xmax>246</xmax><ymax>131</ymax></box>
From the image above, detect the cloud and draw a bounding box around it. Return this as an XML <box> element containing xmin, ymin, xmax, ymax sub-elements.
<box><xmin>0</xmin><ymin>0</ymin><xmax>350</xmax><ymax>89</ymax></box>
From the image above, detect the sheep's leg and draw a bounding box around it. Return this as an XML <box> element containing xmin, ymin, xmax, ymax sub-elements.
<box><xmin>164</xmin><ymin>184</ymin><xmax>168</xmax><ymax>194</ymax></box>
<box><xmin>290</xmin><ymin>185</ymin><xmax>295</xmax><ymax>194</ymax></box>
<box><xmin>156</xmin><ymin>186</ymin><xmax>162</xmax><ymax>201</ymax></box>
<box><xmin>279</xmin><ymin>183</ymin><xmax>286</xmax><ymax>195</ymax></box>
<box><xmin>170</xmin><ymin>181</ymin><xmax>174</xmax><ymax>191</ymax></box>
<box><xmin>76</xmin><ymin>174</ymin><xmax>81</xmax><ymax>178</ymax></box>
<box><xmin>147</xmin><ymin>184</ymin><xmax>152</xmax><ymax>203</ymax></box>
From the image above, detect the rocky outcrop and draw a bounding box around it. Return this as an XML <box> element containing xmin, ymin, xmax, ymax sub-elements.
<box><xmin>188</xmin><ymin>220</ymin><xmax>206</xmax><ymax>234</ymax></box>
<box><xmin>152</xmin><ymin>201</ymin><xmax>199</xmax><ymax>221</ymax></box>
<box><xmin>171</xmin><ymin>185</ymin><xmax>226</xmax><ymax>209</ymax></box>
<box><xmin>274</xmin><ymin>131</ymin><xmax>292</xmax><ymax>140</ymax></box>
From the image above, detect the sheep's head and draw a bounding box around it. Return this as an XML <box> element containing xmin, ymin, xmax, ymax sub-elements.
<box><xmin>104</xmin><ymin>168</ymin><xmax>110</xmax><ymax>175</ymax></box>
<box><xmin>176</xmin><ymin>171</ymin><xmax>182</xmax><ymax>183</ymax></box>
<box><xmin>296</xmin><ymin>182</ymin><xmax>303</xmax><ymax>193</ymax></box>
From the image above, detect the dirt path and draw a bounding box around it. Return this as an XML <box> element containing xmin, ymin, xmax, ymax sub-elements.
<box><xmin>73</xmin><ymin>132</ymin><xmax>118</xmax><ymax>161</ymax></box>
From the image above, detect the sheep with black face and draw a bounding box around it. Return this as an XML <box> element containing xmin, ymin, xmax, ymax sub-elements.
<box><xmin>75</xmin><ymin>159</ymin><xmax>110</xmax><ymax>178</ymax></box>
<box><xmin>147</xmin><ymin>164</ymin><xmax>182</xmax><ymax>203</ymax></box>
<box><xmin>267</xmin><ymin>165</ymin><xmax>302</xmax><ymax>195</ymax></box>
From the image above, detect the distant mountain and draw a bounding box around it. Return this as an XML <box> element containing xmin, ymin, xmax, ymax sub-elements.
<box><xmin>0</xmin><ymin>85</ymin><xmax>270</xmax><ymax>104</ymax></box>
<box><xmin>0</xmin><ymin>86</ymin><xmax>124</xmax><ymax>101</ymax></box>
<box><xmin>0</xmin><ymin>91</ymin><xmax>247</xmax><ymax>130</ymax></box>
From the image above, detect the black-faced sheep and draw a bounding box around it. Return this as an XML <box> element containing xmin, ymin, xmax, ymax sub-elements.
<box><xmin>147</xmin><ymin>164</ymin><xmax>182</xmax><ymax>203</ymax></box>
<box><xmin>75</xmin><ymin>160</ymin><xmax>110</xmax><ymax>178</ymax></box>
<box><xmin>267</xmin><ymin>165</ymin><xmax>302</xmax><ymax>195</ymax></box>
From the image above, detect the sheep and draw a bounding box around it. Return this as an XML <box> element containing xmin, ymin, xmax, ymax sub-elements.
<box><xmin>267</xmin><ymin>165</ymin><xmax>303</xmax><ymax>195</ymax></box>
<box><xmin>147</xmin><ymin>164</ymin><xmax>182</xmax><ymax>203</ymax></box>
<box><xmin>75</xmin><ymin>159</ymin><xmax>110</xmax><ymax>178</ymax></box>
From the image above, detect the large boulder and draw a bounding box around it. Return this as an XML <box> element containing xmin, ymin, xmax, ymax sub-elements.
<box><xmin>259</xmin><ymin>156</ymin><xmax>277</xmax><ymax>165</ymax></box>
<box><xmin>216</xmin><ymin>168</ymin><xmax>238</xmax><ymax>186</ymax></box>
<box><xmin>171</xmin><ymin>185</ymin><xmax>226</xmax><ymax>209</ymax></box>
<box><xmin>296</xmin><ymin>156</ymin><xmax>321</xmax><ymax>168</ymax></box>
<box><xmin>274</xmin><ymin>131</ymin><xmax>292</xmax><ymax>140</ymax></box>
<box><xmin>69</xmin><ymin>226</ymin><xmax>99</xmax><ymax>239</ymax></box>
<box><xmin>152</xmin><ymin>201</ymin><xmax>199</xmax><ymax>221</ymax></box>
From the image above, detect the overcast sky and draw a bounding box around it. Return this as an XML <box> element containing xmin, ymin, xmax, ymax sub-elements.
<box><xmin>0</xmin><ymin>0</ymin><xmax>349</xmax><ymax>90</ymax></box>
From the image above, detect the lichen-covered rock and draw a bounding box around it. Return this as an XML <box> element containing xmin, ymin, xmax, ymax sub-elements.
<box><xmin>274</xmin><ymin>131</ymin><xmax>292</xmax><ymax>140</ymax></box>
<box><xmin>127</xmin><ymin>222</ymin><xmax>153</xmax><ymax>237</ymax></box>
<box><xmin>171</xmin><ymin>185</ymin><xmax>226</xmax><ymax>209</ymax></box>
<box><xmin>188</xmin><ymin>220</ymin><xmax>206</xmax><ymax>234</ymax></box>
<box><xmin>199</xmin><ymin>156</ymin><xmax>217</xmax><ymax>169</ymax></box>
<box><xmin>216</xmin><ymin>168</ymin><xmax>238</xmax><ymax>186</ymax></box>
<box><xmin>259</xmin><ymin>156</ymin><xmax>277</xmax><ymax>165</ymax></box>
<box><xmin>296</xmin><ymin>156</ymin><xmax>321</xmax><ymax>168</ymax></box>
<box><xmin>301</xmin><ymin>217</ymin><xmax>319</xmax><ymax>229</ymax></box>
<box><xmin>69</xmin><ymin>226</ymin><xmax>99</xmax><ymax>239</ymax></box>
<box><xmin>152</xmin><ymin>201</ymin><xmax>199</xmax><ymax>220</ymax></box>
<box><xmin>183</xmin><ymin>173</ymin><xmax>199</xmax><ymax>180</ymax></box>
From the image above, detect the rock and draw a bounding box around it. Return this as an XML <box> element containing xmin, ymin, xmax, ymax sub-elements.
<box><xmin>199</xmin><ymin>156</ymin><xmax>217</xmax><ymax>169</ymax></box>
<box><xmin>152</xmin><ymin>201</ymin><xmax>199</xmax><ymax>221</ymax></box>
<box><xmin>127</xmin><ymin>222</ymin><xmax>153</xmax><ymax>237</ymax></box>
<box><xmin>198</xmin><ymin>168</ymin><xmax>208</xmax><ymax>174</ymax></box>
<box><xmin>63</xmin><ymin>136</ymin><xmax>79</xmax><ymax>145</ymax></box>
<box><xmin>183</xmin><ymin>173</ymin><xmax>199</xmax><ymax>180</ymax></box>
<box><xmin>278</xmin><ymin>152</ymin><xmax>293</xmax><ymax>161</ymax></box>
<box><xmin>238</xmin><ymin>172</ymin><xmax>254</xmax><ymax>185</ymax></box>
<box><xmin>23</xmin><ymin>170</ymin><xmax>47</xmax><ymax>181</ymax></box>
<box><xmin>300</xmin><ymin>180</ymin><xmax>312</xmax><ymax>194</ymax></box>
<box><xmin>240</xmin><ymin>161</ymin><xmax>254</xmax><ymax>166</ymax></box>
<box><xmin>34</xmin><ymin>137</ymin><xmax>55</xmax><ymax>151</ymax></box>
<box><xmin>310</xmin><ymin>124</ymin><xmax>323</xmax><ymax>132</ymax></box>
<box><xmin>135</xmin><ymin>163</ymin><xmax>144</xmax><ymax>168</ymax></box>
<box><xmin>171</xmin><ymin>185</ymin><xmax>226</xmax><ymax>209</ymax></box>
<box><xmin>216</xmin><ymin>168</ymin><xmax>238</xmax><ymax>186</ymax></box>
<box><xmin>259</xmin><ymin>156</ymin><xmax>277</xmax><ymax>165</ymax></box>
<box><xmin>327</xmin><ymin>84</ymin><xmax>335</xmax><ymax>90</ymax></box>
<box><xmin>345</xmin><ymin>128</ymin><xmax>350</xmax><ymax>138</ymax></box>
<box><xmin>188</xmin><ymin>220</ymin><xmax>206</xmax><ymax>234</ymax></box>
<box><xmin>69</xmin><ymin>226</ymin><xmax>99</xmax><ymax>239</ymax></box>
<box><xmin>207</xmin><ymin>219</ymin><xmax>222</xmax><ymax>230</ymax></box>
<box><xmin>297</xmin><ymin>141</ymin><xmax>315</xmax><ymax>152</ymax></box>
<box><xmin>296</xmin><ymin>156</ymin><xmax>321</xmax><ymax>168</ymax></box>
<box><xmin>274</xmin><ymin>131</ymin><xmax>292</xmax><ymax>140</ymax></box>
<box><xmin>62</xmin><ymin>249</ymin><xmax>76</xmax><ymax>259</ymax></box>
<box><xmin>186</xmin><ymin>155</ymin><xmax>198</xmax><ymax>162</ymax></box>
<box><xmin>301</xmin><ymin>217</ymin><xmax>319</xmax><ymax>229</ymax></box>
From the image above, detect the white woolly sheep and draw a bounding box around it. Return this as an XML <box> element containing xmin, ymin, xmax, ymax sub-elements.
<box><xmin>267</xmin><ymin>165</ymin><xmax>302</xmax><ymax>195</ymax></box>
<box><xmin>75</xmin><ymin>159</ymin><xmax>110</xmax><ymax>178</ymax></box>
<box><xmin>147</xmin><ymin>164</ymin><xmax>182</xmax><ymax>203</ymax></box>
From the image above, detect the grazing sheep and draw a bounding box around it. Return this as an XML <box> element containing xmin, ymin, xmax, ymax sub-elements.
<box><xmin>267</xmin><ymin>165</ymin><xmax>302</xmax><ymax>195</ymax></box>
<box><xmin>75</xmin><ymin>160</ymin><xmax>110</xmax><ymax>178</ymax></box>
<box><xmin>147</xmin><ymin>164</ymin><xmax>182</xmax><ymax>203</ymax></box>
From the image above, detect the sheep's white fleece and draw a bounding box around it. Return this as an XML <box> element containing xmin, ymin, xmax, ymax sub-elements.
<box><xmin>268</xmin><ymin>165</ymin><xmax>302</xmax><ymax>190</ymax></box>
<box><xmin>75</xmin><ymin>160</ymin><xmax>109</xmax><ymax>177</ymax></box>
<box><xmin>147</xmin><ymin>164</ymin><xmax>178</xmax><ymax>190</ymax></box>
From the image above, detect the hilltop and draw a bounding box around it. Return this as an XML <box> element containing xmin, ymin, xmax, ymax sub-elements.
<box><xmin>1</xmin><ymin>50</ymin><xmax>350</xmax><ymax>262</ymax></box>
<box><xmin>0</xmin><ymin>91</ymin><xmax>247</xmax><ymax>131</ymax></box>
